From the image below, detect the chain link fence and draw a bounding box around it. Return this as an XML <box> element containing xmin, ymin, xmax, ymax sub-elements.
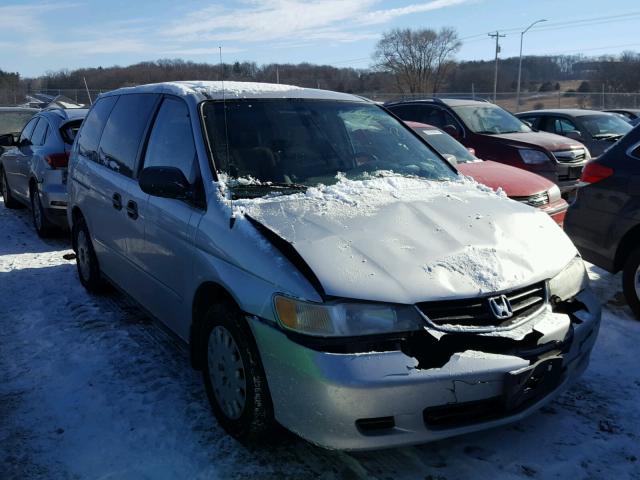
<box><xmin>2</xmin><ymin>88</ymin><xmax>640</xmax><ymax>113</ymax></box>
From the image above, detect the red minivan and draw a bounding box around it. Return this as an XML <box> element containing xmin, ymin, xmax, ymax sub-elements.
<box><xmin>407</xmin><ymin>121</ymin><xmax>568</xmax><ymax>226</ymax></box>
<box><xmin>386</xmin><ymin>98</ymin><xmax>589</xmax><ymax>198</ymax></box>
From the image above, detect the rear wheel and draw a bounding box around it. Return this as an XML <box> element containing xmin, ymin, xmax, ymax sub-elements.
<box><xmin>73</xmin><ymin>217</ymin><xmax>104</xmax><ymax>292</ymax></box>
<box><xmin>201</xmin><ymin>303</ymin><xmax>275</xmax><ymax>440</ymax></box>
<box><xmin>1</xmin><ymin>168</ymin><xmax>20</xmax><ymax>209</ymax></box>
<box><xmin>622</xmin><ymin>246</ymin><xmax>640</xmax><ymax>320</ymax></box>
<box><xmin>30</xmin><ymin>185</ymin><xmax>54</xmax><ymax>237</ymax></box>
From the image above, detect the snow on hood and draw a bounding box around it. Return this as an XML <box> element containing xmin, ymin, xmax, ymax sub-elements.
<box><xmin>227</xmin><ymin>174</ymin><xmax>577</xmax><ymax>304</ymax></box>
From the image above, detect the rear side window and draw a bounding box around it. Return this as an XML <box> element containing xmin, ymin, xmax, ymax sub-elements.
<box><xmin>77</xmin><ymin>96</ymin><xmax>117</xmax><ymax>161</ymax></box>
<box><xmin>143</xmin><ymin>97</ymin><xmax>198</xmax><ymax>183</ymax></box>
<box><xmin>388</xmin><ymin>104</ymin><xmax>424</xmax><ymax>122</ymax></box>
<box><xmin>31</xmin><ymin>118</ymin><xmax>48</xmax><ymax>146</ymax></box>
<box><xmin>98</xmin><ymin>94</ymin><xmax>158</xmax><ymax>177</ymax></box>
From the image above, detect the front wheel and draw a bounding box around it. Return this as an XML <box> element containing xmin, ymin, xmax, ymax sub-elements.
<box><xmin>1</xmin><ymin>168</ymin><xmax>20</xmax><ymax>209</ymax></box>
<box><xmin>201</xmin><ymin>304</ymin><xmax>275</xmax><ymax>440</ymax></box>
<box><xmin>73</xmin><ymin>217</ymin><xmax>104</xmax><ymax>292</ymax></box>
<box><xmin>622</xmin><ymin>246</ymin><xmax>640</xmax><ymax>320</ymax></box>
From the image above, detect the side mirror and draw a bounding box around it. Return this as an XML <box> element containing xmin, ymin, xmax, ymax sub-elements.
<box><xmin>522</xmin><ymin>120</ymin><xmax>533</xmax><ymax>128</ymax></box>
<box><xmin>443</xmin><ymin>124</ymin><xmax>460</xmax><ymax>140</ymax></box>
<box><xmin>0</xmin><ymin>133</ymin><xmax>15</xmax><ymax>147</ymax></box>
<box><xmin>564</xmin><ymin>130</ymin><xmax>583</xmax><ymax>141</ymax></box>
<box><xmin>139</xmin><ymin>166</ymin><xmax>192</xmax><ymax>200</ymax></box>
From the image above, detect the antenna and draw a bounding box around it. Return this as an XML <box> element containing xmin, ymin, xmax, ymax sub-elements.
<box><xmin>219</xmin><ymin>46</ymin><xmax>235</xmax><ymax>228</ymax></box>
<box><xmin>83</xmin><ymin>76</ymin><xmax>93</xmax><ymax>105</ymax></box>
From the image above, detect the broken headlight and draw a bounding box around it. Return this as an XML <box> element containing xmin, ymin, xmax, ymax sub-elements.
<box><xmin>548</xmin><ymin>256</ymin><xmax>589</xmax><ymax>302</ymax></box>
<box><xmin>273</xmin><ymin>295</ymin><xmax>425</xmax><ymax>337</ymax></box>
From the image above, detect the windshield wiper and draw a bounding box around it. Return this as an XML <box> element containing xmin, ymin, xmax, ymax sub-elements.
<box><xmin>593</xmin><ymin>133</ymin><xmax>623</xmax><ymax>140</ymax></box>
<box><xmin>230</xmin><ymin>182</ymin><xmax>307</xmax><ymax>199</ymax></box>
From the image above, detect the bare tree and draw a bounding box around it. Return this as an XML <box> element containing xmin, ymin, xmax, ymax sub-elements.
<box><xmin>373</xmin><ymin>27</ymin><xmax>461</xmax><ymax>94</ymax></box>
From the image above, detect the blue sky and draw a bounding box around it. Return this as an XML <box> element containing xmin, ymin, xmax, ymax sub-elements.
<box><xmin>1</xmin><ymin>0</ymin><xmax>639</xmax><ymax>77</ymax></box>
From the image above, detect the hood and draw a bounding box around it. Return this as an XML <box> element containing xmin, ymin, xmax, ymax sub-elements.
<box><xmin>481</xmin><ymin>130</ymin><xmax>584</xmax><ymax>152</ymax></box>
<box><xmin>235</xmin><ymin>175</ymin><xmax>577</xmax><ymax>304</ymax></box>
<box><xmin>457</xmin><ymin>160</ymin><xmax>554</xmax><ymax>198</ymax></box>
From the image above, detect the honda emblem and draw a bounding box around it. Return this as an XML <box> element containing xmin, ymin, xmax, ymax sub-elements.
<box><xmin>488</xmin><ymin>295</ymin><xmax>513</xmax><ymax>320</ymax></box>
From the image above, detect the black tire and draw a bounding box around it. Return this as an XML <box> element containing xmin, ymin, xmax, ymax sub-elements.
<box><xmin>30</xmin><ymin>185</ymin><xmax>54</xmax><ymax>238</ymax></box>
<box><xmin>1</xmin><ymin>168</ymin><xmax>21</xmax><ymax>209</ymax></box>
<box><xmin>201</xmin><ymin>303</ymin><xmax>275</xmax><ymax>441</ymax></box>
<box><xmin>72</xmin><ymin>216</ymin><xmax>104</xmax><ymax>292</ymax></box>
<box><xmin>622</xmin><ymin>246</ymin><xmax>640</xmax><ymax>320</ymax></box>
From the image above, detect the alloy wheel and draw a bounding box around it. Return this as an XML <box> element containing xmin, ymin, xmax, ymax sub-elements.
<box><xmin>76</xmin><ymin>229</ymin><xmax>92</xmax><ymax>282</ymax></box>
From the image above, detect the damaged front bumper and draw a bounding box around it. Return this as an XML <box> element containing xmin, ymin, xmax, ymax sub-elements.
<box><xmin>248</xmin><ymin>288</ymin><xmax>601</xmax><ymax>451</ymax></box>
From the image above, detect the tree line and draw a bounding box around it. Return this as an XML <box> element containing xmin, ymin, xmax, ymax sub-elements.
<box><xmin>1</xmin><ymin>27</ymin><xmax>640</xmax><ymax>106</ymax></box>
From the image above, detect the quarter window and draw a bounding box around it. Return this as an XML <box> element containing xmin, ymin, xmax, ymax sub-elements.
<box><xmin>143</xmin><ymin>97</ymin><xmax>198</xmax><ymax>184</ymax></box>
<box><xmin>553</xmin><ymin>118</ymin><xmax>578</xmax><ymax>135</ymax></box>
<box><xmin>77</xmin><ymin>96</ymin><xmax>117</xmax><ymax>162</ymax></box>
<box><xmin>98</xmin><ymin>94</ymin><xmax>158</xmax><ymax>177</ymax></box>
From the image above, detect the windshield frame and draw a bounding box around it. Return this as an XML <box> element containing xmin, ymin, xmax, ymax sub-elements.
<box><xmin>199</xmin><ymin>98</ymin><xmax>458</xmax><ymax>193</ymax></box>
<box><xmin>451</xmin><ymin>104</ymin><xmax>532</xmax><ymax>135</ymax></box>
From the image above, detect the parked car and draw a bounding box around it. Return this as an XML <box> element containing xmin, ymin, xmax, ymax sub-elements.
<box><xmin>385</xmin><ymin>98</ymin><xmax>590</xmax><ymax>197</ymax></box>
<box><xmin>0</xmin><ymin>107</ymin><xmax>87</xmax><ymax>236</ymax></box>
<box><xmin>565</xmin><ymin>124</ymin><xmax>640</xmax><ymax>319</ymax></box>
<box><xmin>604</xmin><ymin>108</ymin><xmax>640</xmax><ymax>122</ymax></box>
<box><xmin>406</xmin><ymin>121</ymin><xmax>568</xmax><ymax>226</ymax></box>
<box><xmin>68</xmin><ymin>82</ymin><xmax>600</xmax><ymax>450</ymax></box>
<box><xmin>516</xmin><ymin>109</ymin><xmax>632</xmax><ymax>158</ymax></box>
<box><xmin>0</xmin><ymin>106</ymin><xmax>38</xmax><ymax>155</ymax></box>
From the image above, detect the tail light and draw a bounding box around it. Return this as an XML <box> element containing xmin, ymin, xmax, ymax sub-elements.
<box><xmin>581</xmin><ymin>161</ymin><xmax>613</xmax><ymax>184</ymax></box>
<box><xmin>45</xmin><ymin>152</ymin><xmax>70</xmax><ymax>169</ymax></box>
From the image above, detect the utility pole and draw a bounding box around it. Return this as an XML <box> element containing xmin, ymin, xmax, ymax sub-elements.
<box><xmin>276</xmin><ymin>66</ymin><xmax>280</xmax><ymax>84</ymax></box>
<box><xmin>489</xmin><ymin>31</ymin><xmax>506</xmax><ymax>103</ymax></box>
<box><xmin>516</xmin><ymin>19</ymin><xmax>546</xmax><ymax>111</ymax></box>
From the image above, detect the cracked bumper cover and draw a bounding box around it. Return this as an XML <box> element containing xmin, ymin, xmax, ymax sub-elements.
<box><xmin>248</xmin><ymin>288</ymin><xmax>601</xmax><ymax>451</ymax></box>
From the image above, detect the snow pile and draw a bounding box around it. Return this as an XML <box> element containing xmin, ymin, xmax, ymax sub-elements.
<box><xmin>422</xmin><ymin>245</ymin><xmax>529</xmax><ymax>294</ymax></box>
<box><xmin>164</xmin><ymin>80</ymin><xmax>303</xmax><ymax>98</ymax></box>
<box><xmin>228</xmin><ymin>172</ymin><xmax>507</xmax><ymax>221</ymax></box>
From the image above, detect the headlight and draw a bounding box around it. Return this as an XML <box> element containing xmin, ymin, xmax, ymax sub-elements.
<box><xmin>274</xmin><ymin>295</ymin><xmax>425</xmax><ymax>337</ymax></box>
<box><xmin>519</xmin><ymin>149</ymin><xmax>550</xmax><ymax>164</ymax></box>
<box><xmin>548</xmin><ymin>256</ymin><xmax>589</xmax><ymax>302</ymax></box>
<box><xmin>547</xmin><ymin>184</ymin><xmax>561</xmax><ymax>203</ymax></box>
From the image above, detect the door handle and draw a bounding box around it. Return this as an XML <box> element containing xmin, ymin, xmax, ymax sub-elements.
<box><xmin>112</xmin><ymin>193</ymin><xmax>122</xmax><ymax>210</ymax></box>
<box><xmin>126</xmin><ymin>200</ymin><xmax>138</xmax><ymax>220</ymax></box>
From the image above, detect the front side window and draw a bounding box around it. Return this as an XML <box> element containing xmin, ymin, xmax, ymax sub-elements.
<box><xmin>98</xmin><ymin>93</ymin><xmax>158</xmax><ymax>177</ymax></box>
<box><xmin>202</xmin><ymin>100</ymin><xmax>455</xmax><ymax>197</ymax></box>
<box><xmin>580</xmin><ymin>114</ymin><xmax>632</xmax><ymax>138</ymax></box>
<box><xmin>552</xmin><ymin>118</ymin><xmax>579</xmax><ymax>135</ymax></box>
<box><xmin>143</xmin><ymin>97</ymin><xmax>198</xmax><ymax>184</ymax></box>
<box><xmin>19</xmin><ymin>117</ymin><xmax>39</xmax><ymax>145</ymax></box>
<box><xmin>77</xmin><ymin>96</ymin><xmax>118</xmax><ymax>161</ymax></box>
<box><xmin>452</xmin><ymin>104</ymin><xmax>531</xmax><ymax>135</ymax></box>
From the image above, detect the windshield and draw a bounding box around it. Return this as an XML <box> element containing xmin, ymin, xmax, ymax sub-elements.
<box><xmin>580</xmin><ymin>114</ymin><xmax>632</xmax><ymax>138</ymax></box>
<box><xmin>0</xmin><ymin>111</ymin><xmax>36</xmax><ymax>135</ymax></box>
<box><xmin>202</xmin><ymin>99</ymin><xmax>455</xmax><ymax>197</ymax></box>
<box><xmin>412</xmin><ymin>127</ymin><xmax>477</xmax><ymax>163</ymax></box>
<box><xmin>452</xmin><ymin>104</ymin><xmax>531</xmax><ymax>135</ymax></box>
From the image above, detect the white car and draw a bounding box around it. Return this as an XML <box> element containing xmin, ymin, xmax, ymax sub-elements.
<box><xmin>66</xmin><ymin>81</ymin><xmax>601</xmax><ymax>450</ymax></box>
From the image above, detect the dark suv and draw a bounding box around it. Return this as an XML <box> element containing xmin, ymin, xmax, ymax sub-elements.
<box><xmin>564</xmin><ymin>125</ymin><xmax>640</xmax><ymax>319</ymax></box>
<box><xmin>385</xmin><ymin>98</ymin><xmax>589</xmax><ymax>196</ymax></box>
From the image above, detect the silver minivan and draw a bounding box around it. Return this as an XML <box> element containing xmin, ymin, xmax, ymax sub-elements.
<box><xmin>67</xmin><ymin>81</ymin><xmax>601</xmax><ymax>450</ymax></box>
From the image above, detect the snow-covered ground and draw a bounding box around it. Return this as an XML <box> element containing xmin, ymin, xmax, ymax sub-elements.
<box><xmin>1</xmin><ymin>199</ymin><xmax>639</xmax><ymax>480</ymax></box>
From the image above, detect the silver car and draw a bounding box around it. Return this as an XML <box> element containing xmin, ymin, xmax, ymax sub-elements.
<box><xmin>0</xmin><ymin>107</ymin><xmax>87</xmax><ymax>235</ymax></box>
<box><xmin>67</xmin><ymin>82</ymin><xmax>601</xmax><ymax>450</ymax></box>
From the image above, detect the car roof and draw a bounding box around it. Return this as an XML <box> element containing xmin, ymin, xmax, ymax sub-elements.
<box><xmin>518</xmin><ymin>109</ymin><xmax>614</xmax><ymax>117</ymax></box>
<box><xmin>605</xmin><ymin>108</ymin><xmax>640</xmax><ymax>114</ymax></box>
<box><xmin>0</xmin><ymin>106</ymin><xmax>39</xmax><ymax>113</ymax></box>
<box><xmin>100</xmin><ymin>81</ymin><xmax>367</xmax><ymax>103</ymax></box>
<box><xmin>39</xmin><ymin>108</ymin><xmax>88</xmax><ymax>121</ymax></box>
<box><xmin>386</xmin><ymin>98</ymin><xmax>492</xmax><ymax>108</ymax></box>
<box><xmin>404</xmin><ymin>121</ymin><xmax>438</xmax><ymax>130</ymax></box>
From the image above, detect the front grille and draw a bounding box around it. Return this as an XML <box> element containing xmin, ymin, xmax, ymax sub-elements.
<box><xmin>553</xmin><ymin>148</ymin><xmax>587</xmax><ymax>164</ymax></box>
<box><xmin>512</xmin><ymin>191</ymin><xmax>549</xmax><ymax>208</ymax></box>
<box><xmin>416</xmin><ymin>282</ymin><xmax>547</xmax><ymax>328</ymax></box>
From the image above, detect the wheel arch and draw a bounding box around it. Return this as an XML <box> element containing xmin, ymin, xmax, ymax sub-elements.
<box><xmin>615</xmin><ymin>223</ymin><xmax>640</xmax><ymax>271</ymax></box>
<box><xmin>190</xmin><ymin>281</ymin><xmax>242</xmax><ymax>370</ymax></box>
